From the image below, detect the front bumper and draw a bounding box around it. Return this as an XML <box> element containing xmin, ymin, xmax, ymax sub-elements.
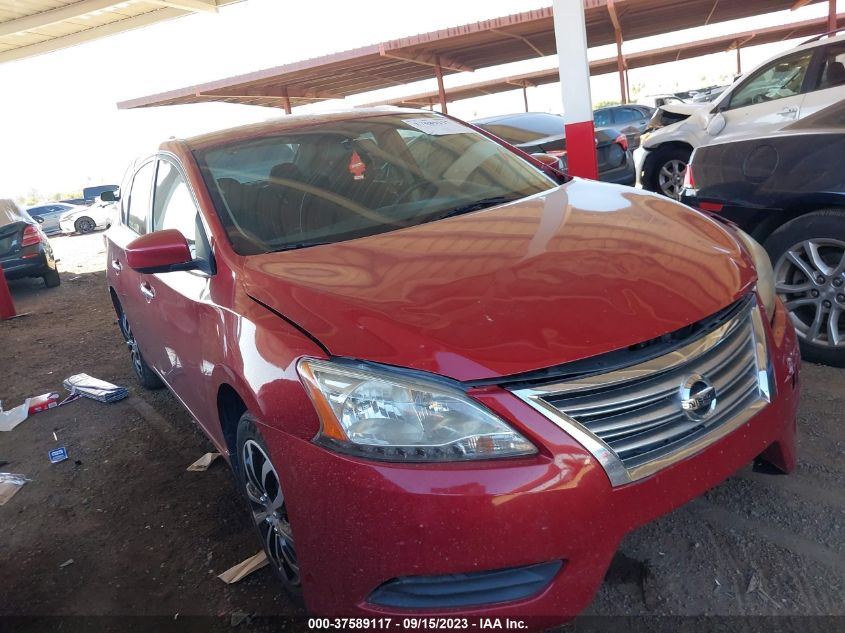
<box><xmin>633</xmin><ymin>145</ymin><xmax>650</xmax><ymax>187</ymax></box>
<box><xmin>260</xmin><ymin>299</ymin><xmax>799</xmax><ymax>623</ymax></box>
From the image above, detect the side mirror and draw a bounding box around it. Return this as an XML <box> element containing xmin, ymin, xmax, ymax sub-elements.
<box><xmin>100</xmin><ymin>190</ymin><xmax>117</xmax><ymax>202</ymax></box>
<box><xmin>706</xmin><ymin>112</ymin><xmax>727</xmax><ymax>136</ymax></box>
<box><xmin>125</xmin><ymin>229</ymin><xmax>197</xmax><ymax>274</ymax></box>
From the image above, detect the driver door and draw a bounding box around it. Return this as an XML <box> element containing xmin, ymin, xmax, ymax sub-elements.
<box><xmin>717</xmin><ymin>50</ymin><xmax>815</xmax><ymax>137</ymax></box>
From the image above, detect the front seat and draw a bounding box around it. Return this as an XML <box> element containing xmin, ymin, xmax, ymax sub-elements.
<box><xmin>823</xmin><ymin>60</ymin><xmax>845</xmax><ymax>88</ymax></box>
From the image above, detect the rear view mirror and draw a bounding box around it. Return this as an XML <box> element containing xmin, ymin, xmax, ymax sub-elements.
<box><xmin>100</xmin><ymin>190</ymin><xmax>117</xmax><ymax>202</ymax></box>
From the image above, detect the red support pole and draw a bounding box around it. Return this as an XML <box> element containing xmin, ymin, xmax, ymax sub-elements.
<box><xmin>522</xmin><ymin>82</ymin><xmax>529</xmax><ymax>112</ymax></box>
<box><xmin>830</xmin><ymin>0</ymin><xmax>837</xmax><ymax>32</ymax></box>
<box><xmin>615</xmin><ymin>32</ymin><xmax>627</xmax><ymax>104</ymax></box>
<box><xmin>282</xmin><ymin>87</ymin><xmax>292</xmax><ymax>115</ymax></box>
<box><xmin>435</xmin><ymin>56</ymin><xmax>448</xmax><ymax>114</ymax></box>
<box><xmin>0</xmin><ymin>264</ymin><xmax>16</xmax><ymax>320</ymax></box>
<box><xmin>553</xmin><ymin>0</ymin><xmax>599</xmax><ymax>180</ymax></box>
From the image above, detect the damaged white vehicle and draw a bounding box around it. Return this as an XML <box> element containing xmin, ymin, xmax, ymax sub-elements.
<box><xmin>635</xmin><ymin>30</ymin><xmax>845</xmax><ymax>198</ymax></box>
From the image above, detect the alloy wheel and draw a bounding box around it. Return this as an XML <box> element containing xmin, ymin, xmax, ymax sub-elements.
<box><xmin>774</xmin><ymin>238</ymin><xmax>845</xmax><ymax>349</ymax></box>
<box><xmin>77</xmin><ymin>218</ymin><xmax>95</xmax><ymax>233</ymax></box>
<box><xmin>241</xmin><ymin>439</ymin><xmax>300</xmax><ymax>586</ymax></box>
<box><xmin>120</xmin><ymin>314</ymin><xmax>145</xmax><ymax>377</ymax></box>
<box><xmin>657</xmin><ymin>159</ymin><xmax>687</xmax><ymax>199</ymax></box>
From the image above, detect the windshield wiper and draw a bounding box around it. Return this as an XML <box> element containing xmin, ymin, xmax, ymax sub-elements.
<box><xmin>271</xmin><ymin>240</ymin><xmax>333</xmax><ymax>253</ymax></box>
<box><xmin>429</xmin><ymin>196</ymin><xmax>516</xmax><ymax>221</ymax></box>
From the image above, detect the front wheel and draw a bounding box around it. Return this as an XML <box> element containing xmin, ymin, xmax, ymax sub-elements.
<box><xmin>644</xmin><ymin>146</ymin><xmax>690</xmax><ymax>199</ymax></box>
<box><xmin>765</xmin><ymin>209</ymin><xmax>845</xmax><ymax>367</ymax></box>
<box><xmin>119</xmin><ymin>312</ymin><xmax>163</xmax><ymax>388</ymax></box>
<box><xmin>75</xmin><ymin>216</ymin><xmax>96</xmax><ymax>234</ymax></box>
<box><xmin>235</xmin><ymin>413</ymin><xmax>303</xmax><ymax>601</ymax></box>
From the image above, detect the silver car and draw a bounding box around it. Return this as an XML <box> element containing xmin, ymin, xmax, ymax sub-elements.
<box><xmin>26</xmin><ymin>202</ymin><xmax>85</xmax><ymax>235</ymax></box>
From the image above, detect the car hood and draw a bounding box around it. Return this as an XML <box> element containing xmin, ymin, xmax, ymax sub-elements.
<box><xmin>660</xmin><ymin>102</ymin><xmax>708</xmax><ymax>116</ymax></box>
<box><xmin>242</xmin><ymin>180</ymin><xmax>755</xmax><ymax>382</ymax></box>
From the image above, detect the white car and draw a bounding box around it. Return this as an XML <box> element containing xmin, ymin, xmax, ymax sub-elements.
<box><xmin>636</xmin><ymin>30</ymin><xmax>845</xmax><ymax>198</ymax></box>
<box><xmin>58</xmin><ymin>199</ymin><xmax>116</xmax><ymax>234</ymax></box>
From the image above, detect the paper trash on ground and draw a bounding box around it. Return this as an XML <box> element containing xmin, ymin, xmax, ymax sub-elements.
<box><xmin>0</xmin><ymin>473</ymin><xmax>30</xmax><ymax>506</ymax></box>
<box><xmin>217</xmin><ymin>551</ymin><xmax>268</xmax><ymax>584</ymax></box>
<box><xmin>187</xmin><ymin>452</ymin><xmax>221</xmax><ymax>472</ymax></box>
<box><xmin>63</xmin><ymin>374</ymin><xmax>128</xmax><ymax>403</ymax></box>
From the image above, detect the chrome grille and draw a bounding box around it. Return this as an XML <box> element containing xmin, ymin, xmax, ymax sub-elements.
<box><xmin>512</xmin><ymin>296</ymin><xmax>773</xmax><ymax>486</ymax></box>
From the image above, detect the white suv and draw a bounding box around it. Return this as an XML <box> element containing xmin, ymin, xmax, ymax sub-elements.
<box><xmin>635</xmin><ymin>30</ymin><xmax>845</xmax><ymax>198</ymax></box>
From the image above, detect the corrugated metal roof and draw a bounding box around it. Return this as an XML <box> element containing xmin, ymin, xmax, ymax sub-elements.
<box><xmin>118</xmin><ymin>0</ymin><xmax>827</xmax><ymax>110</ymax></box>
<box><xmin>358</xmin><ymin>14</ymin><xmax>843</xmax><ymax>109</ymax></box>
<box><xmin>0</xmin><ymin>0</ymin><xmax>243</xmax><ymax>64</ymax></box>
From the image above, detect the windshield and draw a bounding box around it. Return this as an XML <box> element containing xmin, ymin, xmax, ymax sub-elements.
<box><xmin>193</xmin><ymin>113</ymin><xmax>557</xmax><ymax>255</ymax></box>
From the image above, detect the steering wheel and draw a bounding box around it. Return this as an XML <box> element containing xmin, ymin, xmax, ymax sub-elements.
<box><xmin>393</xmin><ymin>179</ymin><xmax>446</xmax><ymax>205</ymax></box>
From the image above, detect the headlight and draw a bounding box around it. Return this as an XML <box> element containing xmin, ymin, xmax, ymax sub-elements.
<box><xmin>734</xmin><ymin>228</ymin><xmax>776</xmax><ymax>320</ymax></box>
<box><xmin>297</xmin><ymin>359</ymin><xmax>537</xmax><ymax>462</ymax></box>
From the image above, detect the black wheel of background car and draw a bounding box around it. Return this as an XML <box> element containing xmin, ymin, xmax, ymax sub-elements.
<box><xmin>235</xmin><ymin>412</ymin><xmax>303</xmax><ymax>601</ymax></box>
<box><xmin>119</xmin><ymin>312</ymin><xmax>164</xmax><ymax>388</ymax></box>
<box><xmin>75</xmin><ymin>216</ymin><xmax>96</xmax><ymax>234</ymax></box>
<box><xmin>764</xmin><ymin>209</ymin><xmax>845</xmax><ymax>367</ymax></box>
<box><xmin>644</xmin><ymin>146</ymin><xmax>690</xmax><ymax>199</ymax></box>
<box><xmin>43</xmin><ymin>268</ymin><xmax>61</xmax><ymax>288</ymax></box>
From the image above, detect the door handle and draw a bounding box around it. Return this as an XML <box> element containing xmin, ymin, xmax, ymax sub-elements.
<box><xmin>111</xmin><ymin>259</ymin><xmax>122</xmax><ymax>272</ymax></box>
<box><xmin>139</xmin><ymin>282</ymin><xmax>155</xmax><ymax>301</ymax></box>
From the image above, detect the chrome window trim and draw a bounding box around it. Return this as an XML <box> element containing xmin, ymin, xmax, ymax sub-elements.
<box><xmin>511</xmin><ymin>298</ymin><xmax>774</xmax><ymax>487</ymax></box>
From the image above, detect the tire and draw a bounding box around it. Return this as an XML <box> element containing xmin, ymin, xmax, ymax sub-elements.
<box><xmin>75</xmin><ymin>216</ymin><xmax>96</xmax><ymax>234</ymax></box>
<box><xmin>119</xmin><ymin>312</ymin><xmax>163</xmax><ymax>389</ymax></box>
<box><xmin>764</xmin><ymin>208</ymin><xmax>845</xmax><ymax>367</ymax></box>
<box><xmin>43</xmin><ymin>267</ymin><xmax>61</xmax><ymax>288</ymax></box>
<box><xmin>643</xmin><ymin>146</ymin><xmax>691</xmax><ymax>199</ymax></box>
<box><xmin>235</xmin><ymin>412</ymin><xmax>303</xmax><ymax>603</ymax></box>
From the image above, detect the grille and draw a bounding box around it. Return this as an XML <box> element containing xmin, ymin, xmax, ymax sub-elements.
<box><xmin>512</xmin><ymin>296</ymin><xmax>772</xmax><ymax>486</ymax></box>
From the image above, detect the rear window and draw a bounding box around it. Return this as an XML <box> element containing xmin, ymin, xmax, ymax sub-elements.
<box><xmin>193</xmin><ymin>113</ymin><xmax>556</xmax><ymax>256</ymax></box>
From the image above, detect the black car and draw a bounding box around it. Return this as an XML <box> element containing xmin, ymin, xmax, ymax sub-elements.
<box><xmin>471</xmin><ymin>112</ymin><xmax>635</xmax><ymax>185</ymax></box>
<box><xmin>680</xmin><ymin>100</ymin><xmax>845</xmax><ymax>366</ymax></box>
<box><xmin>593</xmin><ymin>104</ymin><xmax>655</xmax><ymax>147</ymax></box>
<box><xmin>0</xmin><ymin>200</ymin><xmax>61</xmax><ymax>288</ymax></box>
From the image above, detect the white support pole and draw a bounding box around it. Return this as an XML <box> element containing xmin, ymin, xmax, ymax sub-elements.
<box><xmin>553</xmin><ymin>0</ymin><xmax>598</xmax><ymax>179</ymax></box>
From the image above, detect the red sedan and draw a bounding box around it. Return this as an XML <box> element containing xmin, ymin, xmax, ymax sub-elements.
<box><xmin>105</xmin><ymin>110</ymin><xmax>799</xmax><ymax>623</ymax></box>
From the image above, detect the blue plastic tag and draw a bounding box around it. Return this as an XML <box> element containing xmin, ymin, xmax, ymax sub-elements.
<box><xmin>49</xmin><ymin>447</ymin><xmax>68</xmax><ymax>463</ymax></box>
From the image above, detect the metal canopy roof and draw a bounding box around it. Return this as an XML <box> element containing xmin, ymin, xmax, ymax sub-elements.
<box><xmin>0</xmin><ymin>0</ymin><xmax>242</xmax><ymax>64</ymax></box>
<box><xmin>358</xmin><ymin>14</ymin><xmax>844</xmax><ymax>109</ymax></box>
<box><xmin>118</xmin><ymin>0</ymin><xmax>826</xmax><ymax>111</ymax></box>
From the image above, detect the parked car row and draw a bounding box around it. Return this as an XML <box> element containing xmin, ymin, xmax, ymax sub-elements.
<box><xmin>471</xmin><ymin>111</ymin><xmax>636</xmax><ymax>184</ymax></box>
<box><xmin>27</xmin><ymin>198</ymin><xmax>116</xmax><ymax>235</ymax></box>
<box><xmin>104</xmin><ymin>108</ymin><xmax>799</xmax><ymax>624</ymax></box>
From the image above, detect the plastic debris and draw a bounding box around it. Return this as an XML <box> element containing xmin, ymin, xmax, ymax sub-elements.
<box><xmin>59</xmin><ymin>559</ymin><xmax>74</xmax><ymax>569</ymax></box>
<box><xmin>63</xmin><ymin>374</ymin><xmax>128</xmax><ymax>403</ymax></box>
<box><xmin>0</xmin><ymin>401</ymin><xmax>28</xmax><ymax>432</ymax></box>
<box><xmin>49</xmin><ymin>447</ymin><xmax>69</xmax><ymax>464</ymax></box>
<box><xmin>217</xmin><ymin>551</ymin><xmax>268</xmax><ymax>584</ymax></box>
<box><xmin>187</xmin><ymin>452</ymin><xmax>221</xmax><ymax>472</ymax></box>
<box><xmin>0</xmin><ymin>473</ymin><xmax>30</xmax><ymax>505</ymax></box>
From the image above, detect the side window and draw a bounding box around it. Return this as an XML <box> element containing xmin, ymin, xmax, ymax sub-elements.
<box><xmin>615</xmin><ymin>108</ymin><xmax>641</xmax><ymax>124</ymax></box>
<box><xmin>118</xmin><ymin>165</ymin><xmax>133</xmax><ymax>225</ymax></box>
<box><xmin>152</xmin><ymin>159</ymin><xmax>200</xmax><ymax>258</ymax></box>
<box><xmin>593</xmin><ymin>109</ymin><xmax>612</xmax><ymax>127</ymax></box>
<box><xmin>728</xmin><ymin>52</ymin><xmax>814</xmax><ymax>109</ymax></box>
<box><xmin>126</xmin><ymin>161</ymin><xmax>155</xmax><ymax>235</ymax></box>
<box><xmin>816</xmin><ymin>44</ymin><xmax>845</xmax><ymax>90</ymax></box>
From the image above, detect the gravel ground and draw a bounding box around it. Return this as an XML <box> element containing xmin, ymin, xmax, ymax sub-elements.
<box><xmin>0</xmin><ymin>232</ymin><xmax>842</xmax><ymax>633</ymax></box>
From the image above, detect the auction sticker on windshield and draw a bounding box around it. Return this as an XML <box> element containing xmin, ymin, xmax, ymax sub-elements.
<box><xmin>402</xmin><ymin>118</ymin><xmax>475</xmax><ymax>135</ymax></box>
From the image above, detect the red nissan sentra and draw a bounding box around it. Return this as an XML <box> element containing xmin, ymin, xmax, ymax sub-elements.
<box><xmin>105</xmin><ymin>110</ymin><xmax>799</xmax><ymax>622</ymax></box>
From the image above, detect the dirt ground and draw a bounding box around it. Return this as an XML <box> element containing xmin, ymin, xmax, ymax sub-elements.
<box><xmin>1</xmin><ymin>232</ymin><xmax>843</xmax><ymax>632</ymax></box>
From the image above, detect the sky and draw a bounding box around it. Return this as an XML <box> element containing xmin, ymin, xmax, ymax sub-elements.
<box><xmin>0</xmin><ymin>0</ymin><xmax>839</xmax><ymax>201</ymax></box>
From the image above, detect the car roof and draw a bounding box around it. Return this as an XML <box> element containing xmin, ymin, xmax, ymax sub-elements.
<box><xmin>181</xmin><ymin>107</ymin><xmax>429</xmax><ymax>151</ymax></box>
